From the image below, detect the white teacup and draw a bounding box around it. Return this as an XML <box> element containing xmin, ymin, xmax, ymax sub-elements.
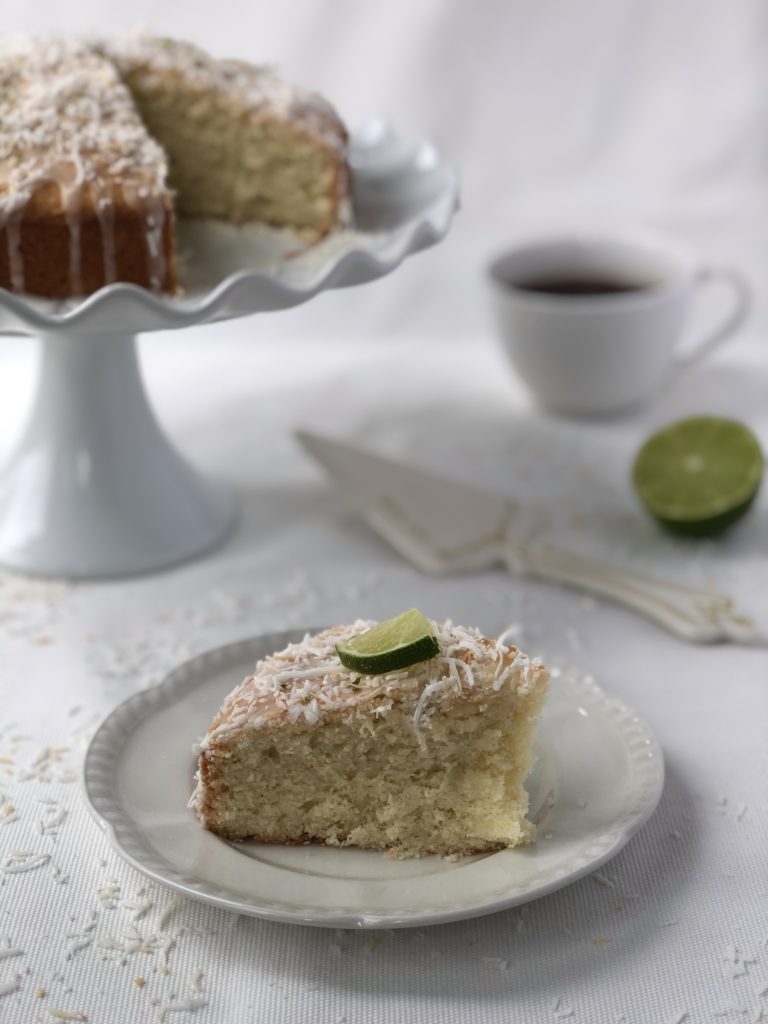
<box><xmin>487</xmin><ymin>232</ymin><xmax>750</xmax><ymax>417</ymax></box>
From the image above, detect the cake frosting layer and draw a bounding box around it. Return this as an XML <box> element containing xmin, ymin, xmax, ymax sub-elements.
<box><xmin>203</xmin><ymin>619</ymin><xmax>545</xmax><ymax>745</ymax></box>
<box><xmin>194</xmin><ymin>621</ymin><xmax>550</xmax><ymax>857</ymax></box>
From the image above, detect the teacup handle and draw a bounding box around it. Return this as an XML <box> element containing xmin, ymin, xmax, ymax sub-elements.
<box><xmin>673</xmin><ymin>266</ymin><xmax>751</xmax><ymax>372</ymax></box>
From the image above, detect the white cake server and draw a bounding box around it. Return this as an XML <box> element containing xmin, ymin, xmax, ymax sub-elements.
<box><xmin>296</xmin><ymin>430</ymin><xmax>763</xmax><ymax>645</ymax></box>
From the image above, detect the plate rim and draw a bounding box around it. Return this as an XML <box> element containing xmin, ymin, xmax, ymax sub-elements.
<box><xmin>82</xmin><ymin>630</ymin><xmax>665</xmax><ymax>929</ymax></box>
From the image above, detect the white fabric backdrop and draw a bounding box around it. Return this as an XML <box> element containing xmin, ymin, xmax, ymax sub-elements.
<box><xmin>5</xmin><ymin>0</ymin><xmax>768</xmax><ymax>343</ymax></box>
<box><xmin>1</xmin><ymin>3</ymin><xmax>768</xmax><ymax>1023</ymax></box>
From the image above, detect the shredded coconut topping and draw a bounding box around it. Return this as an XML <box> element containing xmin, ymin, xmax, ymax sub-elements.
<box><xmin>0</xmin><ymin>33</ymin><xmax>345</xmax><ymax>211</ymax></box>
<box><xmin>203</xmin><ymin>619</ymin><xmax>541</xmax><ymax>747</ymax></box>
<box><xmin>105</xmin><ymin>34</ymin><xmax>347</xmax><ymax>153</ymax></box>
<box><xmin>0</xmin><ymin>36</ymin><xmax>170</xmax><ymax>203</ymax></box>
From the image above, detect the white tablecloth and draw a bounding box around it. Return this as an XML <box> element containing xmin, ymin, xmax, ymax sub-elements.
<box><xmin>2</xmin><ymin>2</ymin><xmax>768</xmax><ymax>1021</ymax></box>
<box><xmin>1</xmin><ymin>326</ymin><xmax>767</xmax><ymax>1024</ymax></box>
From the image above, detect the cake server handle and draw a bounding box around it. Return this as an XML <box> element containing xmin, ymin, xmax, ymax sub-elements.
<box><xmin>503</xmin><ymin>540</ymin><xmax>763</xmax><ymax>644</ymax></box>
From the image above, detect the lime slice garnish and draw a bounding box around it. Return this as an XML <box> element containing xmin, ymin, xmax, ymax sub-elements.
<box><xmin>336</xmin><ymin>609</ymin><xmax>440</xmax><ymax>675</ymax></box>
<box><xmin>633</xmin><ymin>416</ymin><xmax>763</xmax><ymax>537</ymax></box>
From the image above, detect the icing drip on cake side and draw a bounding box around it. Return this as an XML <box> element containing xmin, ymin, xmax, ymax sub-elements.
<box><xmin>94</xmin><ymin>189</ymin><xmax>117</xmax><ymax>284</ymax></box>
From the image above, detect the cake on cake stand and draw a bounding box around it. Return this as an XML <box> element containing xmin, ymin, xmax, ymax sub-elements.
<box><xmin>0</xmin><ymin>121</ymin><xmax>458</xmax><ymax>579</ymax></box>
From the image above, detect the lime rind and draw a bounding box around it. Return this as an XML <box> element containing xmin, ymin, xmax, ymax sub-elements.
<box><xmin>336</xmin><ymin>609</ymin><xmax>440</xmax><ymax>676</ymax></box>
<box><xmin>651</xmin><ymin>493</ymin><xmax>759</xmax><ymax>538</ymax></box>
<box><xmin>336</xmin><ymin>634</ymin><xmax>440</xmax><ymax>675</ymax></box>
<box><xmin>632</xmin><ymin>416</ymin><xmax>764</xmax><ymax>537</ymax></box>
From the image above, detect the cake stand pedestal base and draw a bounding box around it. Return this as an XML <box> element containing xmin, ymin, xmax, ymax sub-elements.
<box><xmin>0</xmin><ymin>332</ymin><xmax>232</xmax><ymax>579</ymax></box>
<box><xmin>0</xmin><ymin>121</ymin><xmax>458</xmax><ymax>579</ymax></box>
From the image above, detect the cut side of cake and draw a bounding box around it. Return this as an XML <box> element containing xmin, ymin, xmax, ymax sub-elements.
<box><xmin>0</xmin><ymin>34</ymin><xmax>350</xmax><ymax>298</ymax></box>
<box><xmin>108</xmin><ymin>36</ymin><xmax>349</xmax><ymax>237</ymax></box>
<box><xmin>194</xmin><ymin>619</ymin><xmax>549</xmax><ymax>858</ymax></box>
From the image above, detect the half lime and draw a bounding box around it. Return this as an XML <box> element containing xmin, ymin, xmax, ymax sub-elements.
<box><xmin>336</xmin><ymin>609</ymin><xmax>440</xmax><ymax>675</ymax></box>
<box><xmin>632</xmin><ymin>416</ymin><xmax>763</xmax><ymax>537</ymax></box>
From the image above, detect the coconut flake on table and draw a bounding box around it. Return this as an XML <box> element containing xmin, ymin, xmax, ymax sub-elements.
<box><xmin>154</xmin><ymin>996</ymin><xmax>208</xmax><ymax>1021</ymax></box>
<box><xmin>157</xmin><ymin>896</ymin><xmax>183</xmax><ymax>932</ymax></box>
<box><xmin>1</xmin><ymin>850</ymin><xmax>51</xmax><ymax>876</ymax></box>
<box><xmin>0</xmin><ymin>800</ymin><xmax>18</xmax><ymax>826</ymax></box>
<box><xmin>15</xmin><ymin>746</ymin><xmax>77</xmax><ymax>785</ymax></box>
<box><xmin>553</xmin><ymin>1002</ymin><xmax>576</xmax><ymax>1020</ymax></box>
<box><xmin>38</xmin><ymin>806</ymin><xmax>67</xmax><ymax>836</ymax></box>
<box><xmin>96</xmin><ymin>880</ymin><xmax>121</xmax><ymax>907</ymax></box>
<box><xmin>480</xmin><ymin>956</ymin><xmax>509</xmax><ymax>972</ymax></box>
<box><xmin>124</xmin><ymin>898</ymin><xmax>154</xmax><ymax>924</ymax></box>
<box><xmin>0</xmin><ymin>573</ymin><xmax>70</xmax><ymax>641</ymax></box>
<box><xmin>0</xmin><ymin>942</ymin><xmax>23</xmax><ymax>964</ymax></box>
<box><xmin>0</xmin><ymin>973</ymin><xmax>19</xmax><ymax>997</ymax></box>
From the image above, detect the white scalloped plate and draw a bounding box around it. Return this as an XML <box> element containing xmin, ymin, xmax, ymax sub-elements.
<box><xmin>82</xmin><ymin>630</ymin><xmax>664</xmax><ymax>929</ymax></box>
<box><xmin>0</xmin><ymin>119</ymin><xmax>458</xmax><ymax>335</ymax></box>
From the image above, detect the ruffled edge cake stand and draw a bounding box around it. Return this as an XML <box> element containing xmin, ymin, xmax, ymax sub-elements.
<box><xmin>0</xmin><ymin>120</ymin><xmax>459</xmax><ymax>578</ymax></box>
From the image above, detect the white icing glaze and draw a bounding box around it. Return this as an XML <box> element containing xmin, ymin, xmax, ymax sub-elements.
<box><xmin>94</xmin><ymin>191</ymin><xmax>117</xmax><ymax>284</ymax></box>
<box><xmin>54</xmin><ymin>155</ymin><xmax>86</xmax><ymax>294</ymax></box>
<box><xmin>119</xmin><ymin>181</ymin><xmax>167</xmax><ymax>291</ymax></box>
<box><xmin>143</xmin><ymin>194</ymin><xmax>167</xmax><ymax>292</ymax></box>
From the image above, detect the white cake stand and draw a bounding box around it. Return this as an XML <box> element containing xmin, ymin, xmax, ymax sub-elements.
<box><xmin>0</xmin><ymin>121</ymin><xmax>458</xmax><ymax>579</ymax></box>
